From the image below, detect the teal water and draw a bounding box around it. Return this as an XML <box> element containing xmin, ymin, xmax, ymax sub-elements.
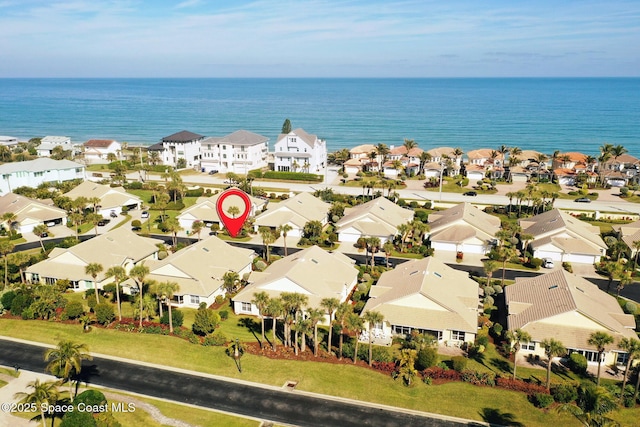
<box><xmin>0</xmin><ymin>78</ymin><xmax>638</xmax><ymax>156</ymax></box>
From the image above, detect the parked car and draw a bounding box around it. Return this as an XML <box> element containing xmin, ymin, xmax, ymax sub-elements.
<box><xmin>542</xmin><ymin>258</ymin><xmax>554</xmax><ymax>268</ymax></box>
<box><xmin>208</xmin><ymin>169</ymin><xmax>219</xmax><ymax>175</ymax></box>
<box><xmin>45</xmin><ymin>221</ymin><xmax>56</xmax><ymax>227</ymax></box>
<box><xmin>463</xmin><ymin>191</ymin><xmax>477</xmax><ymax>196</ymax></box>
<box><xmin>97</xmin><ymin>219</ymin><xmax>111</xmax><ymax>226</ymax></box>
<box><xmin>131</xmin><ymin>226</ymin><xmax>142</xmax><ymax>232</ymax></box>
<box><xmin>110</xmin><ymin>211</ymin><xmax>118</xmax><ymax>218</ymax></box>
<box><xmin>574</xmin><ymin>197</ymin><xmax>591</xmax><ymax>203</ymax></box>
<box><xmin>141</xmin><ymin>211</ymin><xmax>149</xmax><ymax>219</ymax></box>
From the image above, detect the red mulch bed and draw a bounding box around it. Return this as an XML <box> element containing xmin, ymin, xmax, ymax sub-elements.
<box><xmin>243</xmin><ymin>342</ymin><xmax>377</xmax><ymax>370</ymax></box>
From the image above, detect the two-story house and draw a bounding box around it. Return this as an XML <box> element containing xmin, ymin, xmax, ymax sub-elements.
<box><xmin>83</xmin><ymin>139</ymin><xmax>121</xmax><ymax>164</ymax></box>
<box><xmin>274</xmin><ymin>128</ymin><xmax>326</xmax><ymax>172</ymax></box>
<box><xmin>200</xmin><ymin>130</ymin><xmax>269</xmax><ymax>174</ymax></box>
<box><xmin>0</xmin><ymin>158</ymin><xmax>85</xmax><ymax>195</ymax></box>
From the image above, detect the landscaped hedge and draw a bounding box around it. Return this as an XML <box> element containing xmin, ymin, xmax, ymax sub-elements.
<box><xmin>262</xmin><ymin>171</ymin><xmax>323</xmax><ymax>182</ymax></box>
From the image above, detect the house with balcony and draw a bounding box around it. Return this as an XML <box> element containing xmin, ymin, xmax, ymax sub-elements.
<box><xmin>360</xmin><ymin>257</ymin><xmax>479</xmax><ymax>346</ymax></box>
<box><xmin>274</xmin><ymin>128</ymin><xmax>326</xmax><ymax>173</ymax></box>
<box><xmin>148</xmin><ymin>130</ymin><xmax>204</xmax><ymax>169</ymax></box>
<box><xmin>505</xmin><ymin>269</ymin><xmax>637</xmax><ymax>366</ymax></box>
<box><xmin>0</xmin><ymin>158</ymin><xmax>85</xmax><ymax>195</ymax></box>
<box><xmin>200</xmin><ymin>130</ymin><xmax>269</xmax><ymax>174</ymax></box>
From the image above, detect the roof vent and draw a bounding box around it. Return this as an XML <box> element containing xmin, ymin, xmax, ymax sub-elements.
<box><xmin>549</xmin><ymin>284</ymin><xmax>558</xmax><ymax>290</ymax></box>
<box><xmin>576</xmin><ymin>287</ymin><xmax>584</xmax><ymax>293</ymax></box>
<box><xmin>434</xmin><ymin>272</ymin><xmax>442</xmax><ymax>278</ymax></box>
<box><xmin>410</xmin><ymin>270</ymin><xmax>418</xmax><ymax>276</ymax></box>
<box><xmin>311</xmin><ymin>259</ymin><xmax>318</xmax><ymax>264</ymax></box>
<box><xmin>203</xmin><ymin>247</ymin><xmax>209</xmax><ymax>252</ymax></box>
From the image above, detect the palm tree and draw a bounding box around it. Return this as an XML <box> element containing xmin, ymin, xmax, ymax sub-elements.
<box><xmin>259</xmin><ymin>227</ymin><xmax>276</xmax><ymax>263</ymax></box>
<box><xmin>366</xmin><ymin>236</ymin><xmax>381</xmax><ymax>271</ymax></box>
<box><xmin>191</xmin><ymin>220</ymin><xmax>204</xmax><ymax>241</ymax></box>
<box><xmin>363</xmin><ymin>310</ymin><xmax>384</xmax><ymax>366</ymax></box>
<box><xmin>306</xmin><ymin>307</ymin><xmax>325</xmax><ymax>357</ymax></box>
<box><xmin>32</xmin><ymin>224</ymin><xmax>50</xmax><ymax>251</ymax></box>
<box><xmin>157</xmin><ymin>281</ymin><xmax>179</xmax><ymax>333</ymax></box>
<box><xmin>130</xmin><ymin>263</ymin><xmax>150</xmax><ymax>328</ymax></box>
<box><xmin>252</xmin><ymin>291</ymin><xmax>270</xmax><ymax>344</ymax></box>
<box><xmin>375</xmin><ymin>143</ymin><xmax>390</xmax><ymax>175</ymax></box>
<box><xmin>632</xmin><ymin>240</ymin><xmax>640</xmax><ymax>268</ymax></box>
<box><xmin>84</xmin><ymin>262</ymin><xmax>103</xmax><ymax>305</ymax></box>
<box><xmin>2</xmin><ymin>211</ymin><xmax>17</xmax><ymax>239</ymax></box>
<box><xmin>403</xmin><ymin>138</ymin><xmax>417</xmax><ymax>151</ymax></box>
<box><xmin>335</xmin><ymin>302</ymin><xmax>353</xmax><ymax>359</ymax></box>
<box><xmin>320</xmin><ymin>297</ymin><xmax>340</xmax><ymax>355</ymax></box>
<box><xmin>264</xmin><ymin>297</ymin><xmax>283</xmax><ymax>351</ymax></box>
<box><xmin>44</xmin><ymin>340</ymin><xmax>92</xmax><ymax>397</ymax></box>
<box><xmin>382</xmin><ymin>240</ymin><xmax>394</xmax><ymax>268</ymax></box>
<box><xmin>483</xmin><ymin>260</ymin><xmax>499</xmax><ymax>285</ymax></box>
<box><xmin>617</xmin><ymin>337</ymin><xmax>640</xmax><ymax>402</ymax></box>
<box><xmin>164</xmin><ymin>217</ymin><xmax>183</xmax><ymax>247</ymax></box>
<box><xmin>540</xmin><ymin>338</ymin><xmax>566</xmax><ymax>389</ymax></box>
<box><xmin>105</xmin><ymin>266</ymin><xmax>127</xmax><ymax>321</ymax></box>
<box><xmin>505</xmin><ymin>328</ymin><xmax>532</xmax><ymax>380</ymax></box>
<box><xmin>559</xmin><ymin>383</ymin><xmax>619</xmax><ymax>427</ymax></box>
<box><xmin>588</xmin><ymin>331</ymin><xmax>614</xmax><ymax>386</ymax></box>
<box><xmin>290</xmin><ymin>293</ymin><xmax>309</xmax><ymax>355</ymax></box>
<box><xmin>346</xmin><ymin>312</ymin><xmax>365</xmax><ymax>364</ymax></box>
<box><xmin>0</xmin><ymin>240</ymin><xmax>15</xmax><ymax>289</ymax></box>
<box><xmin>14</xmin><ymin>379</ymin><xmax>64</xmax><ymax>427</ymax></box>
<box><xmin>277</xmin><ymin>224</ymin><xmax>293</xmax><ymax>256</ymax></box>
<box><xmin>611</xmin><ymin>144</ymin><xmax>628</xmax><ymax>169</ymax></box>
<box><xmin>418</xmin><ymin>152</ymin><xmax>431</xmax><ymax>175</ymax></box>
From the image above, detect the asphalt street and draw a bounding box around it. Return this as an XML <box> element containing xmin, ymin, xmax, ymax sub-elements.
<box><xmin>0</xmin><ymin>339</ymin><xmax>477</xmax><ymax>427</ymax></box>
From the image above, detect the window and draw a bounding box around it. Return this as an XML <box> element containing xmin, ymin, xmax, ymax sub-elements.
<box><xmin>241</xmin><ymin>302</ymin><xmax>251</xmax><ymax>312</ymax></box>
<box><xmin>616</xmin><ymin>352</ymin><xmax>629</xmax><ymax>366</ymax></box>
<box><xmin>173</xmin><ymin>295</ymin><xmax>184</xmax><ymax>304</ymax></box>
<box><xmin>45</xmin><ymin>277</ymin><xmax>56</xmax><ymax>285</ymax></box>
<box><xmin>190</xmin><ymin>295</ymin><xmax>200</xmax><ymax>304</ymax></box>
<box><xmin>70</xmin><ymin>281</ymin><xmax>80</xmax><ymax>290</ymax></box>
<box><xmin>451</xmin><ymin>330</ymin><xmax>465</xmax><ymax>341</ymax></box>
<box><xmin>521</xmin><ymin>341</ymin><xmax>535</xmax><ymax>351</ymax></box>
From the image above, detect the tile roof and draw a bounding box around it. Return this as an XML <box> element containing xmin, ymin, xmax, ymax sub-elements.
<box><xmin>64</xmin><ymin>181</ymin><xmax>141</xmax><ymax>209</ymax></box>
<box><xmin>84</xmin><ymin>139</ymin><xmax>117</xmax><ymax>148</ymax></box>
<box><xmin>519</xmin><ymin>209</ymin><xmax>606</xmax><ymax>251</ymax></box>
<box><xmin>428</xmin><ymin>202</ymin><xmax>501</xmax><ymax>243</ymax></box>
<box><xmin>467</xmin><ymin>149</ymin><xmax>503</xmax><ymax>160</ymax></box>
<box><xmin>219</xmin><ymin>130</ymin><xmax>268</xmax><ymax>146</ymax></box>
<box><xmin>505</xmin><ymin>269</ymin><xmax>637</xmax><ymax>348</ymax></box>
<box><xmin>363</xmin><ymin>257</ymin><xmax>479</xmax><ymax>333</ymax></box>
<box><xmin>427</xmin><ymin>147</ymin><xmax>456</xmax><ymax>157</ymax></box>
<box><xmin>178</xmin><ymin>193</ymin><xmax>267</xmax><ymax>223</ymax></box>
<box><xmin>336</xmin><ymin>197</ymin><xmax>414</xmax><ymax>237</ymax></box>
<box><xmin>254</xmin><ymin>192</ymin><xmax>329</xmax><ymax>229</ymax></box>
<box><xmin>0</xmin><ymin>193</ymin><xmax>66</xmax><ymax>223</ymax></box>
<box><xmin>350</xmin><ymin>144</ymin><xmax>377</xmax><ymax>155</ymax></box>
<box><xmin>234</xmin><ymin>245</ymin><xmax>358</xmax><ymax>308</ymax></box>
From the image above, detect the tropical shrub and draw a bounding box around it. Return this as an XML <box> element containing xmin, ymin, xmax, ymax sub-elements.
<box><xmin>10</xmin><ymin>292</ymin><xmax>33</xmax><ymax>317</ymax></box>
<box><xmin>192</xmin><ymin>306</ymin><xmax>220</xmax><ymax>336</ymax></box>
<box><xmin>491</xmin><ymin>323</ymin><xmax>503</xmax><ymax>337</ymax></box>
<box><xmin>160</xmin><ymin>309</ymin><xmax>184</xmax><ymax>327</ymax></box>
<box><xmin>624</xmin><ymin>301</ymin><xmax>637</xmax><ymax>314</ymax></box>
<box><xmin>1</xmin><ymin>290</ymin><xmax>16</xmax><ymax>309</ymax></box>
<box><xmin>451</xmin><ymin>356</ymin><xmax>468</xmax><ymax>372</ymax></box>
<box><xmin>94</xmin><ymin>303</ymin><xmax>115</xmax><ymax>325</ymax></box>
<box><xmin>415</xmin><ymin>347</ymin><xmax>438</xmax><ymax>371</ymax></box>
<box><xmin>567</xmin><ymin>353</ymin><xmax>588</xmax><ymax>375</ymax></box>
<box><xmin>64</xmin><ymin>301</ymin><xmax>85</xmax><ymax>319</ymax></box>
<box><xmin>203</xmin><ymin>330</ymin><xmax>228</xmax><ymax>346</ymax></box>
<box><xmin>534</xmin><ymin>392</ymin><xmax>554</xmax><ymax>408</ymax></box>
<box><xmin>551</xmin><ymin>383</ymin><xmax>578</xmax><ymax>403</ymax></box>
<box><xmin>219</xmin><ymin>310</ymin><xmax>229</xmax><ymax>321</ymax></box>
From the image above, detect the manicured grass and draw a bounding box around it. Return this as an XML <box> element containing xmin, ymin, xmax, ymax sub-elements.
<box><xmin>0</xmin><ymin>379</ymin><xmax>6</xmax><ymax>388</ymax></box>
<box><xmin>0</xmin><ymin>366</ymin><xmax>20</xmax><ymax>377</ymax></box>
<box><xmin>3</xmin><ymin>318</ymin><xmax>639</xmax><ymax>425</ymax></box>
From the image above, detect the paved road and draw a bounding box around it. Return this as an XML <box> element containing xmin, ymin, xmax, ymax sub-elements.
<box><xmin>0</xmin><ymin>339</ymin><xmax>478</xmax><ymax>427</ymax></box>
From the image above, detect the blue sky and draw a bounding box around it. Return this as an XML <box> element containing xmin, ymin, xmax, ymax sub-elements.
<box><xmin>1</xmin><ymin>0</ymin><xmax>639</xmax><ymax>77</ymax></box>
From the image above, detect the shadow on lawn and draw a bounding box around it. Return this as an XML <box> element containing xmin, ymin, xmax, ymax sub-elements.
<box><xmin>490</xmin><ymin>357</ymin><xmax>512</xmax><ymax>374</ymax></box>
<box><xmin>238</xmin><ymin>317</ymin><xmax>274</xmax><ymax>349</ymax></box>
<box><xmin>479</xmin><ymin>408</ymin><xmax>524</xmax><ymax>427</ymax></box>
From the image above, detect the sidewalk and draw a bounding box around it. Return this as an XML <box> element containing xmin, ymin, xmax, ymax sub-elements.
<box><xmin>0</xmin><ymin>368</ymin><xmax>56</xmax><ymax>427</ymax></box>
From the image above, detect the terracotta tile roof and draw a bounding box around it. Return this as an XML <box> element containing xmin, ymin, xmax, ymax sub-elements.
<box><xmin>84</xmin><ymin>139</ymin><xmax>116</xmax><ymax>148</ymax></box>
<box><xmin>558</xmin><ymin>152</ymin><xmax>587</xmax><ymax>163</ymax></box>
<box><xmin>467</xmin><ymin>149</ymin><xmax>503</xmax><ymax>160</ymax></box>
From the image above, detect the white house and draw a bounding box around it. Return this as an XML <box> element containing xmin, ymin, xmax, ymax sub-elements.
<box><xmin>200</xmin><ymin>130</ymin><xmax>269</xmax><ymax>174</ymax></box>
<box><xmin>0</xmin><ymin>158</ymin><xmax>85</xmax><ymax>195</ymax></box>
<box><xmin>26</xmin><ymin>227</ymin><xmax>162</xmax><ymax>291</ymax></box>
<box><xmin>274</xmin><ymin>128</ymin><xmax>327</xmax><ymax>173</ymax></box>
<box><xmin>0</xmin><ymin>136</ymin><xmax>19</xmax><ymax>147</ymax></box>
<box><xmin>64</xmin><ymin>181</ymin><xmax>142</xmax><ymax>217</ymax></box>
<box><xmin>253</xmin><ymin>192</ymin><xmax>330</xmax><ymax>237</ymax></box>
<box><xmin>83</xmin><ymin>139</ymin><xmax>121</xmax><ymax>164</ymax></box>
<box><xmin>361</xmin><ymin>257</ymin><xmax>479</xmax><ymax>346</ymax></box>
<box><xmin>427</xmin><ymin>202</ymin><xmax>501</xmax><ymax>255</ymax></box>
<box><xmin>37</xmin><ymin>136</ymin><xmax>77</xmax><ymax>157</ymax></box>
<box><xmin>149</xmin><ymin>130</ymin><xmax>204</xmax><ymax>169</ymax></box>
<box><xmin>519</xmin><ymin>209</ymin><xmax>607</xmax><ymax>264</ymax></box>
<box><xmin>142</xmin><ymin>237</ymin><xmax>255</xmax><ymax>308</ymax></box>
<box><xmin>336</xmin><ymin>197</ymin><xmax>414</xmax><ymax>243</ymax></box>
<box><xmin>232</xmin><ymin>246</ymin><xmax>358</xmax><ymax>318</ymax></box>
<box><xmin>177</xmin><ymin>192</ymin><xmax>267</xmax><ymax>232</ymax></box>
<box><xmin>0</xmin><ymin>193</ymin><xmax>67</xmax><ymax>233</ymax></box>
<box><xmin>505</xmin><ymin>269</ymin><xmax>637</xmax><ymax>366</ymax></box>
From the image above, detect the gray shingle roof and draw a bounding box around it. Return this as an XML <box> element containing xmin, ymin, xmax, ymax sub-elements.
<box><xmin>162</xmin><ymin>130</ymin><xmax>204</xmax><ymax>143</ymax></box>
<box><xmin>219</xmin><ymin>130</ymin><xmax>269</xmax><ymax>146</ymax></box>
<box><xmin>0</xmin><ymin>158</ymin><xmax>84</xmax><ymax>175</ymax></box>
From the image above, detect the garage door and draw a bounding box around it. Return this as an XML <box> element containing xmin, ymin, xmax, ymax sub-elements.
<box><xmin>339</xmin><ymin>232</ymin><xmax>360</xmax><ymax>243</ymax></box>
<box><xmin>534</xmin><ymin>250</ymin><xmax>562</xmax><ymax>262</ymax></box>
<box><xmin>432</xmin><ymin>242</ymin><xmax>457</xmax><ymax>252</ymax></box>
<box><xmin>461</xmin><ymin>243</ymin><xmax>485</xmax><ymax>254</ymax></box>
<box><xmin>563</xmin><ymin>253</ymin><xmax>597</xmax><ymax>264</ymax></box>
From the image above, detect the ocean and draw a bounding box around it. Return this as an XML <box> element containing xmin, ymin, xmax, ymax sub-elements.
<box><xmin>0</xmin><ymin>78</ymin><xmax>638</xmax><ymax>156</ymax></box>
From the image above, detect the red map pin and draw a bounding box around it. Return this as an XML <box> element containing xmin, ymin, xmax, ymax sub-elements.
<box><xmin>216</xmin><ymin>188</ymin><xmax>252</xmax><ymax>237</ymax></box>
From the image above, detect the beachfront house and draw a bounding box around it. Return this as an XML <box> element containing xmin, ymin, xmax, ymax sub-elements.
<box><xmin>427</xmin><ymin>202</ymin><xmax>501</xmax><ymax>256</ymax></box>
<box><xmin>505</xmin><ymin>269</ymin><xmax>637</xmax><ymax>366</ymax></box>
<box><xmin>37</xmin><ymin>136</ymin><xmax>79</xmax><ymax>158</ymax></box>
<box><xmin>345</xmin><ymin>144</ymin><xmax>377</xmax><ymax>174</ymax></box>
<box><xmin>0</xmin><ymin>193</ymin><xmax>67</xmax><ymax>234</ymax></box>
<box><xmin>64</xmin><ymin>181</ymin><xmax>142</xmax><ymax>217</ymax></box>
<box><xmin>26</xmin><ymin>227</ymin><xmax>162</xmax><ymax>292</ymax></box>
<box><xmin>83</xmin><ymin>139</ymin><xmax>121</xmax><ymax>164</ymax></box>
<box><xmin>148</xmin><ymin>130</ymin><xmax>204</xmax><ymax>169</ymax></box>
<box><xmin>360</xmin><ymin>257</ymin><xmax>479</xmax><ymax>346</ymax></box>
<box><xmin>274</xmin><ymin>128</ymin><xmax>327</xmax><ymax>173</ymax></box>
<box><xmin>519</xmin><ymin>209</ymin><xmax>607</xmax><ymax>264</ymax></box>
<box><xmin>200</xmin><ymin>130</ymin><xmax>269</xmax><ymax>174</ymax></box>
<box><xmin>141</xmin><ymin>237</ymin><xmax>255</xmax><ymax>308</ymax></box>
<box><xmin>232</xmin><ymin>245</ymin><xmax>358</xmax><ymax>318</ymax></box>
<box><xmin>0</xmin><ymin>158</ymin><xmax>86</xmax><ymax>195</ymax></box>
<box><xmin>335</xmin><ymin>196</ymin><xmax>414</xmax><ymax>244</ymax></box>
<box><xmin>253</xmin><ymin>192</ymin><xmax>330</xmax><ymax>237</ymax></box>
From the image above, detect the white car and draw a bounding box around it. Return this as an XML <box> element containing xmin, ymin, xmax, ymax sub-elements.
<box><xmin>542</xmin><ymin>258</ymin><xmax>554</xmax><ymax>269</ymax></box>
<box><xmin>141</xmin><ymin>211</ymin><xmax>149</xmax><ymax>219</ymax></box>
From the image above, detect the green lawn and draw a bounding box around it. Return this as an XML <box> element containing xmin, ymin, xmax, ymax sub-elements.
<box><xmin>2</xmin><ymin>318</ymin><xmax>639</xmax><ymax>426</ymax></box>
